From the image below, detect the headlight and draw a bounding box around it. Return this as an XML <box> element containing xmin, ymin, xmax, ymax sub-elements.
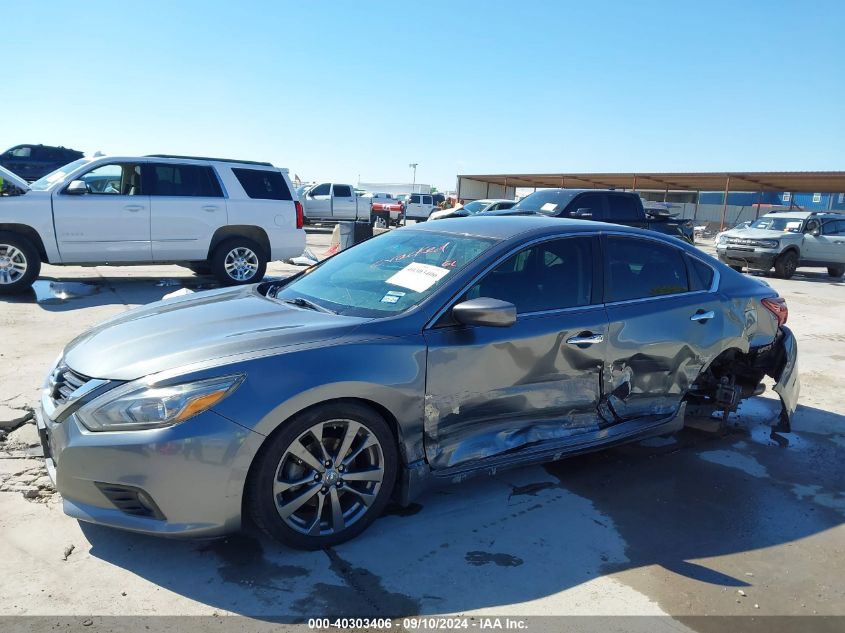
<box><xmin>757</xmin><ymin>240</ymin><xmax>779</xmax><ymax>249</ymax></box>
<box><xmin>77</xmin><ymin>374</ymin><xmax>244</xmax><ymax>432</ymax></box>
<box><xmin>718</xmin><ymin>235</ymin><xmax>728</xmax><ymax>244</ymax></box>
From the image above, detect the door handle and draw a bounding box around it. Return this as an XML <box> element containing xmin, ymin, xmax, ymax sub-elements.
<box><xmin>202</xmin><ymin>205</ymin><xmax>218</xmax><ymax>212</ymax></box>
<box><xmin>124</xmin><ymin>205</ymin><xmax>144</xmax><ymax>212</ymax></box>
<box><xmin>690</xmin><ymin>310</ymin><xmax>715</xmax><ymax>322</ymax></box>
<box><xmin>566</xmin><ymin>333</ymin><xmax>604</xmax><ymax>345</ymax></box>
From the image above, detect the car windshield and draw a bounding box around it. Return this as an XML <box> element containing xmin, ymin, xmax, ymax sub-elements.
<box><xmin>29</xmin><ymin>158</ymin><xmax>90</xmax><ymax>191</ymax></box>
<box><xmin>462</xmin><ymin>200</ymin><xmax>488</xmax><ymax>214</ymax></box>
<box><xmin>273</xmin><ymin>230</ymin><xmax>497</xmax><ymax>317</ymax></box>
<box><xmin>751</xmin><ymin>216</ymin><xmax>805</xmax><ymax>232</ymax></box>
<box><xmin>512</xmin><ymin>190</ymin><xmax>579</xmax><ymax>215</ymax></box>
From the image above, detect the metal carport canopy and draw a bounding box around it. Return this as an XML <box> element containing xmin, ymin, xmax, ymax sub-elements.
<box><xmin>457</xmin><ymin>171</ymin><xmax>845</xmax><ymax>192</ymax></box>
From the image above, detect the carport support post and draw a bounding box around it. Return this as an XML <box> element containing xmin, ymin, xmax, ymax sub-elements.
<box><xmin>720</xmin><ymin>176</ymin><xmax>731</xmax><ymax>231</ymax></box>
<box><xmin>756</xmin><ymin>191</ymin><xmax>762</xmax><ymax>219</ymax></box>
<box><xmin>693</xmin><ymin>190</ymin><xmax>700</xmax><ymax>222</ymax></box>
<box><xmin>632</xmin><ymin>175</ymin><xmax>638</xmax><ymax>192</ymax></box>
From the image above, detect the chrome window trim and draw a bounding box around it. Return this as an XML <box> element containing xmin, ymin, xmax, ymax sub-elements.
<box><xmin>425</xmin><ymin>231</ymin><xmax>602</xmax><ymax>330</ymax></box>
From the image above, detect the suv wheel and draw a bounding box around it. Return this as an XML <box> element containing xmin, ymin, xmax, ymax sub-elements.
<box><xmin>247</xmin><ymin>402</ymin><xmax>397</xmax><ymax>549</ymax></box>
<box><xmin>828</xmin><ymin>265</ymin><xmax>845</xmax><ymax>278</ymax></box>
<box><xmin>774</xmin><ymin>251</ymin><xmax>798</xmax><ymax>279</ymax></box>
<box><xmin>0</xmin><ymin>232</ymin><xmax>41</xmax><ymax>295</ymax></box>
<box><xmin>211</xmin><ymin>237</ymin><xmax>267</xmax><ymax>285</ymax></box>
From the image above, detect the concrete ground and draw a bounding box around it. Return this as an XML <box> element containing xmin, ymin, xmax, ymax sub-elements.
<box><xmin>0</xmin><ymin>231</ymin><xmax>842</xmax><ymax>630</ymax></box>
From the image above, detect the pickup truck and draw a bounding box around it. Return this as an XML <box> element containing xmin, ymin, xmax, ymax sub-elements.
<box><xmin>299</xmin><ymin>182</ymin><xmax>372</xmax><ymax>224</ymax></box>
<box><xmin>496</xmin><ymin>189</ymin><xmax>695</xmax><ymax>243</ymax></box>
<box><xmin>0</xmin><ymin>156</ymin><xmax>305</xmax><ymax>293</ymax></box>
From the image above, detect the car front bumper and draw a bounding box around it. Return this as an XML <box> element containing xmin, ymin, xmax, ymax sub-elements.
<box><xmin>717</xmin><ymin>245</ymin><xmax>779</xmax><ymax>269</ymax></box>
<box><xmin>772</xmin><ymin>325</ymin><xmax>800</xmax><ymax>431</ymax></box>
<box><xmin>37</xmin><ymin>394</ymin><xmax>265</xmax><ymax>538</ymax></box>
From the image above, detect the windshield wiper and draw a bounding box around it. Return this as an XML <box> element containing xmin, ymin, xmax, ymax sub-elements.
<box><xmin>281</xmin><ymin>297</ymin><xmax>336</xmax><ymax>314</ymax></box>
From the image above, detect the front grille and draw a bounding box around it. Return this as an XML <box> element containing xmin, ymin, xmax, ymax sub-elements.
<box><xmin>49</xmin><ymin>364</ymin><xmax>92</xmax><ymax>406</ymax></box>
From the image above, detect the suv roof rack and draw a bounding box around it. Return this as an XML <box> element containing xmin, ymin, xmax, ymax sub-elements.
<box><xmin>146</xmin><ymin>154</ymin><xmax>273</xmax><ymax>167</ymax></box>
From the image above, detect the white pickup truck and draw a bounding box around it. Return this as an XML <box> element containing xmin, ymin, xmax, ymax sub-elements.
<box><xmin>299</xmin><ymin>182</ymin><xmax>372</xmax><ymax>223</ymax></box>
<box><xmin>0</xmin><ymin>155</ymin><xmax>305</xmax><ymax>293</ymax></box>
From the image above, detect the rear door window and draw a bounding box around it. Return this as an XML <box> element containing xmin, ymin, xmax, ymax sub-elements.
<box><xmin>232</xmin><ymin>168</ymin><xmax>293</xmax><ymax>200</ymax></box>
<box><xmin>147</xmin><ymin>164</ymin><xmax>223</xmax><ymax>197</ymax></box>
<box><xmin>333</xmin><ymin>184</ymin><xmax>352</xmax><ymax>197</ymax></box>
<box><xmin>606</xmin><ymin>236</ymin><xmax>689</xmax><ymax>302</ymax></box>
<box><xmin>606</xmin><ymin>195</ymin><xmax>640</xmax><ymax>221</ymax></box>
<box><xmin>570</xmin><ymin>193</ymin><xmax>606</xmax><ymax>220</ymax></box>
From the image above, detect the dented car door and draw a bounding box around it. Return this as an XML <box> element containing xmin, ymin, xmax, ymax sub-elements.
<box><xmin>602</xmin><ymin>234</ymin><xmax>727</xmax><ymax>421</ymax></box>
<box><xmin>423</xmin><ymin>235</ymin><xmax>607</xmax><ymax>470</ymax></box>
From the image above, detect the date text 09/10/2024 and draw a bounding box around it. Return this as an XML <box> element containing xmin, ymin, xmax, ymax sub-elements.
<box><xmin>307</xmin><ymin>617</ymin><xmax>528</xmax><ymax>630</ymax></box>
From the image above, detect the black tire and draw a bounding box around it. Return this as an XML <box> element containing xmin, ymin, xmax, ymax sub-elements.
<box><xmin>729</xmin><ymin>265</ymin><xmax>743</xmax><ymax>272</ymax></box>
<box><xmin>827</xmin><ymin>265</ymin><xmax>845</xmax><ymax>278</ymax></box>
<box><xmin>186</xmin><ymin>262</ymin><xmax>211</xmax><ymax>275</ymax></box>
<box><xmin>0</xmin><ymin>231</ymin><xmax>41</xmax><ymax>295</ymax></box>
<box><xmin>774</xmin><ymin>251</ymin><xmax>798</xmax><ymax>279</ymax></box>
<box><xmin>211</xmin><ymin>237</ymin><xmax>267</xmax><ymax>286</ymax></box>
<box><xmin>247</xmin><ymin>402</ymin><xmax>398</xmax><ymax>550</ymax></box>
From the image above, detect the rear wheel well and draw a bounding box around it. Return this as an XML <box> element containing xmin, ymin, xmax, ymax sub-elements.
<box><xmin>0</xmin><ymin>224</ymin><xmax>47</xmax><ymax>262</ymax></box>
<box><xmin>208</xmin><ymin>226</ymin><xmax>270</xmax><ymax>260</ymax></box>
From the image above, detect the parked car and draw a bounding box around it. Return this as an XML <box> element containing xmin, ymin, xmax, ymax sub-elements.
<box><xmin>0</xmin><ymin>144</ymin><xmax>84</xmax><ymax>182</ymax></box>
<box><xmin>0</xmin><ymin>156</ymin><xmax>305</xmax><ymax>293</ymax></box>
<box><xmin>404</xmin><ymin>192</ymin><xmax>446</xmax><ymax>221</ymax></box>
<box><xmin>429</xmin><ymin>198</ymin><xmax>516</xmax><ymax>221</ymax></box>
<box><xmin>495</xmin><ymin>189</ymin><xmax>695</xmax><ymax>243</ymax></box>
<box><xmin>367</xmin><ymin>192</ymin><xmax>404</xmax><ymax>226</ymax></box>
<box><xmin>299</xmin><ymin>182</ymin><xmax>372</xmax><ymax>224</ymax></box>
<box><xmin>716</xmin><ymin>211</ymin><xmax>845</xmax><ymax>278</ymax></box>
<box><xmin>37</xmin><ymin>216</ymin><xmax>798</xmax><ymax>548</ymax></box>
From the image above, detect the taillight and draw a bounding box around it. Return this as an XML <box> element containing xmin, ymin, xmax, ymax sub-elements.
<box><xmin>295</xmin><ymin>201</ymin><xmax>304</xmax><ymax>229</ymax></box>
<box><xmin>761</xmin><ymin>297</ymin><xmax>788</xmax><ymax>326</ymax></box>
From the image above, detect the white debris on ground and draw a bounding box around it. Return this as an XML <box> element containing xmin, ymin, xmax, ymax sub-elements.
<box><xmin>163</xmin><ymin>287</ymin><xmax>194</xmax><ymax>300</ymax></box>
<box><xmin>0</xmin><ymin>399</ymin><xmax>57</xmax><ymax>503</ymax></box>
<box><xmin>289</xmin><ymin>246</ymin><xmax>320</xmax><ymax>267</ymax></box>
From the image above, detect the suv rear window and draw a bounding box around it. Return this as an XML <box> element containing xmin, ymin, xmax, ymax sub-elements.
<box><xmin>232</xmin><ymin>168</ymin><xmax>292</xmax><ymax>200</ymax></box>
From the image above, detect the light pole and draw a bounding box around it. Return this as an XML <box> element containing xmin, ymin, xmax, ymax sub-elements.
<box><xmin>407</xmin><ymin>163</ymin><xmax>418</xmax><ymax>226</ymax></box>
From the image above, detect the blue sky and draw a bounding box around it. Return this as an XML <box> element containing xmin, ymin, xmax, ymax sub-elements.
<box><xmin>3</xmin><ymin>1</ymin><xmax>843</xmax><ymax>190</ymax></box>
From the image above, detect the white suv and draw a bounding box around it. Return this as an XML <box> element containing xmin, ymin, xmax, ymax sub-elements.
<box><xmin>0</xmin><ymin>155</ymin><xmax>305</xmax><ymax>293</ymax></box>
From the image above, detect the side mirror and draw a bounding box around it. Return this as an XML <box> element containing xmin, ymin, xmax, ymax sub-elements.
<box><xmin>572</xmin><ymin>208</ymin><xmax>593</xmax><ymax>219</ymax></box>
<box><xmin>452</xmin><ymin>297</ymin><xmax>516</xmax><ymax>328</ymax></box>
<box><xmin>810</xmin><ymin>228</ymin><xmax>821</xmax><ymax>237</ymax></box>
<box><xmin>66</xmin><ymin>180</ymin><xmax>88</xmax><ymax>195</ymax></box>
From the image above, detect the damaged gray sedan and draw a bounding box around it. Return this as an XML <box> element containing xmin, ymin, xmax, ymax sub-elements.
<box><xmin>37</xmin><ymin>216</ymin><xmax>798</xmax><ymax>548</ymax></box>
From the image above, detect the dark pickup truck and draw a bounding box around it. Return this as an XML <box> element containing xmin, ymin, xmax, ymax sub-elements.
<box><xmin>489</xmin><ymin>189</ymin><xmax>695</xmax><ymax>243</ymax></box>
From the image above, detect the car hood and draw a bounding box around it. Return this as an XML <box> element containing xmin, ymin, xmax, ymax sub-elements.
<box><xmin>722</xmin><ymin>228</ymin><xmax>797</xmax><ymax>240</ymax></box>
<box><xmin>429</xmin><ymin>208</ymin><xmax>469</xmax><ymax>220</ymax></box>
<box><xmin>0</xmin><ymin>164</ymin><xmax>30</xmax><ymax>192</ymax></box>
<box><xmin>63</xmin><ymin>286</ymin><xmax>368</xmax><ymax>381</ymax></box>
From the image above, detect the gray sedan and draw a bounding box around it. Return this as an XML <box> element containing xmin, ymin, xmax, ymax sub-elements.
<box><xmin>37</xmin><ymin>216</ymin><xmax>798</xmax><ymax>549</ymax></box>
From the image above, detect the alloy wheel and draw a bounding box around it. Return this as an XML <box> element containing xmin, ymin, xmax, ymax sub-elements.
<box><xmin>273</xmin><ymin>419</ymin><xmax>385</xmax><ymax>536</ymax></box>
<box><xmin>223</xmin><ymin>247</ymin><xmax>259</xmax><ymax>281</ymax></box>
<box><xmin>0</xmin><ymin>244</ymin><xmax>27</xmax><ymax>285</ymax></box>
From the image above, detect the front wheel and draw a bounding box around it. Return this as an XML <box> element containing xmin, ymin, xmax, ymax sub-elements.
<box><xmin>0</xmin><ymin>232</ymin><xmax>41</xmax><ymax>295</ymax></box>
<box><xmin>247</xmin><ymin>402</ymin><xmax>397</xmax><ymax>549</ymax></box>
<box><xmin>774</xmin><ymin>251</ymin><xmax>798</xmax><ymax>279</ymax></box>
<box><xmin>211</xmin><ymin>237</ymin><xmax>267</xmax><ymax>285</ymax></box>
<box><xmin>828</xmin><ymin>265</ymin><xmax>845</xmax><ymax>278</ymax></box>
